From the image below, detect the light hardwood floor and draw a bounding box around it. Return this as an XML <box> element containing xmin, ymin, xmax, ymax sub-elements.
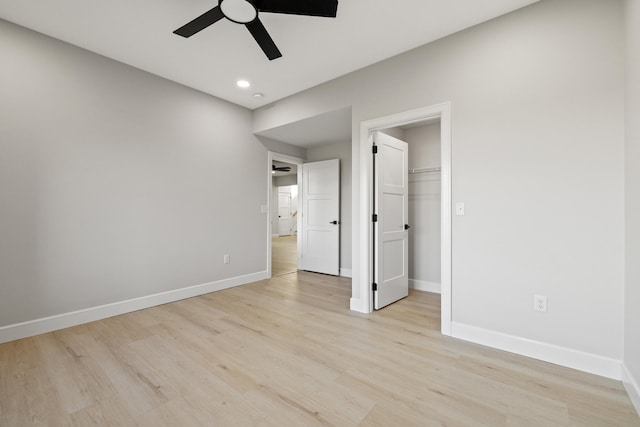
<box><xmin>271</xmin><ymin>235</ymin><xmax>297</xmax><ymax>277</ymax></box>
<box><xmin>1</xmin><ymin>272</ymin><xmax>638</xmax><ymax>426</ymax></box>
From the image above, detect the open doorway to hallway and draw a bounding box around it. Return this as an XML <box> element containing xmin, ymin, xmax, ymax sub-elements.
<box><xmin>271</xmin><ymin>160</ymin><xmax>299</xmax><ymax>276</ymax></box>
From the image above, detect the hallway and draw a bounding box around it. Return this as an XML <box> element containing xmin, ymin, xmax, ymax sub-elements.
<box><xmin>272</xmin><ymin>235</ymin><xmax>297</xmax><ymax>276</ymax></box>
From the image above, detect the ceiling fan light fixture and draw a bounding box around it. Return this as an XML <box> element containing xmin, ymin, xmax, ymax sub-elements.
<box><xmin>174</xmin><ymin>0</ymin><xmax>338</xmax><ymax>60</ymax></box>
<box><xmin>219</xmin><ymin>0</ymin><xmax>258</xmax><ymax>24</ymax></box>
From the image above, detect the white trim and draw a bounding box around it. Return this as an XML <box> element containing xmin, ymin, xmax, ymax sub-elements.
<box><xmin>267</xmin><ymin>152</ymin><xmax>304</xmax><ymax>279</ymax></box>
<box><xmin>0</xmin><ymin>270</ymin><xmax>268</xmax><ymax>344</ymax></box>
<box><xmin>622</xmin><ymin>364</ymin><xmax>640</xmax><ymax>416</ymax></box>
<box><xmin>409</xmin><ymin>279</ymin><xmax>441</xmax><ymax>294</ymax></box>
<box><xmin>356</xmin><ymin>102</ymin><xmax>452</xmax><ymax>337</ymax></box>
<box><xmin>350</xmin><ymin>297</ymin><xmax>366</xmax><ymax>312</ymax></box>
<box><xmin>340</xmin><ymin>268</ymin><xmax>353</xmax><ymax>278</ymax></box>
<box><xmin>451</xmin><ymin>322</ymin><xmax>622</xmax><ymax>380</ymax></box>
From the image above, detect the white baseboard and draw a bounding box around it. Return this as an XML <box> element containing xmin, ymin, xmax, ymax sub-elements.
<box><xmin>622</xmin><ymin>363</ymin><xmax>640</xmax><ymax>416</ymax></box>
<box><xmin>350</xmin><ymin>297</ymin><xmax>368</xmax><ymax>313</ymax></box>
<box><xmin>340</xmin><ymin>268</ymin><xmax>353</xmax><ymax>278</ymax></box>
<box><xmin>409</xmin><ymin>279</ymin><xmax>441</xmax><ymax>294</ymax></box>
<box><xmin>451</xmin><ymin>322</ymin><xmax>622</xmax><ymax>380</ymax></box>
<box><xmin>0</xmin><ymin>270</ymin><xmax>269</xmax><ymax>344</ymax></box>
<box><xmin>271</xmin><ymin>234</ymin><xmax>279</xmax><ymax>238</ymax></box>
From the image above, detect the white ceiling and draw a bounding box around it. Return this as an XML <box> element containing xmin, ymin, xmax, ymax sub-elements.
<box><xmin>0</xmin><ymin>0</ymin><xmax>539</xmax><ymax>110</ymax></box>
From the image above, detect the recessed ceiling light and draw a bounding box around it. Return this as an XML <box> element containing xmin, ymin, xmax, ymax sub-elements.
<box><xmin>253</xmin><ymin>92</ymin><xmax>264</xmax><ymax>98</ymax></box>
<box><xmin>237</xmin><ymin>80</ymin><xmax>250</xmax><ymax>88</ymax></box>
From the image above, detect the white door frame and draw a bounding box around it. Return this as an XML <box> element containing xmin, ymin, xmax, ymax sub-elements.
<box><xmin>267</xmin><ymin>152</ymin><xmax>304</xmax><ymax>278</ymax></box>
<box><xmin>352</xmin><ymin>102</ymin><xmax>452</xmax><ymax>336</ymax></box>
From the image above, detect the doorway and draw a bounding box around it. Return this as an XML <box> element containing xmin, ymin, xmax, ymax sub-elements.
<box><xmin>273</xmin><ymin>183</ymin><xmax>298</xmax><ymax>276</ymax></box>
<box><xmin>267</xmin><ymin>152</ymin><xmax>342</xmax><ymax>278</ymax></box>
<box><xmin>354</xmin><ymin>102</ymin><xmax>452</xmax><ymax>336</ymax></box>
<box><xmin>270</xmin><ymin>157</ymin><xmax>301</xmax><ymax>277</ymax></box>
<box><xmin>387</xmin><ymin>119</ymin><xmax>443</xmax><ymax>292</ymax></box>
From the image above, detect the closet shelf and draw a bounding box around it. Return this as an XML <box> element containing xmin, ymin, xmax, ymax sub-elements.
<box><xmin>409</xmin><ymin>167</ymin><xmax>441</xmax><ymax>174</ymax></box>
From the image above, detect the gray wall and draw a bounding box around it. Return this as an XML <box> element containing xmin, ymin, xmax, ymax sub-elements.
<box><xmin>257</xmin><ymin>136</ymin><xmax>306</xmax><ymax>159</ymax></box>
<box><xmin>624</xmin><ymin>0</ymin><xmax>640</xmax><ymax>392</ymax></box>
<box><xmin>274</xmin><ymin>175</ymin><xmax>297</xmax><ymax>187</ymax></box>
<box><xmin>306</xmin><ymin>142</ymin><xmax>352</xmax><ymax>271</ymax></box>
<box><xmin>404</xmin><ymin>123</ymin><xmax>442</xmax><ymax>287</ymax></box>
<box><xmin>254</xmin><ymin>0</ymin><xmax>626</xmax><ymax>360</ymax></box>
<box><xmin>0</xmin><ymin>19</ymin><xmax>268</xmax><ymax>326</ymax></box>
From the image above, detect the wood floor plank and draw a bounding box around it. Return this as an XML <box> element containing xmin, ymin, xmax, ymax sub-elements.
<box><xmin>70</xmin><ymin>397</ymin><xmax>138</xmax><ymax>426</ymax></box>
<box><xmin>0</xmin><ymin>271</ymin><xmax>638</xmax><ymax>426</ymax></box>
<box><xmin>271</xmin><ymin>235</ymin><xmax>297</xmax><ymax>277</ymax></box>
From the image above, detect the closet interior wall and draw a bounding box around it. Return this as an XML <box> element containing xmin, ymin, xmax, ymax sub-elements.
<box><xmin>388</xmin><ymin>122</ymin><xmax>442</xmax><ymax>293</ymax></box>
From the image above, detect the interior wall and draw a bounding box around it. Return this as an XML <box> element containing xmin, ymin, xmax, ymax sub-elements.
<box><xmin>379</xmin><ymin>127</ymin><xmax>405</xmax><ymax>140</ymax></box>
<box><xmin>404</xmin><ymin>122</ymin><xmax>442</xmax><ymax>289</ymax></box>
<box><xmin>306</xmin><ymin>141</ymin><xmax>352</xmax><ymax>272</ymax></box>
<box><xmin>253</xmin><ymin>0</ymin><xmax>625</xmax><ymax>361</ymax></box>
<box><xmin>257</xmin><ymin>136</ymin><xmax>306</xmax><ymax>159</ymax></box>
<box><xmin>0</xmin><ymin>19</ymin><xmax>268</xmax><ymax>327</ymax></box>
<box><xmin>274</xmin><ymin>175</ymin><xmax>297</xmax><ymax>187</ymax></box>
<box><xmin>624</xmin><ymin>0</ymin><xmax>640</xmax><ymax>404</ymax></box>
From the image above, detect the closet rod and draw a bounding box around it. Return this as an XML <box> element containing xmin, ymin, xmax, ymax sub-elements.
<box><xmin>409</xmin><ymin>167</ymin><xmax>441</xmax><ymax>174</ymax></box>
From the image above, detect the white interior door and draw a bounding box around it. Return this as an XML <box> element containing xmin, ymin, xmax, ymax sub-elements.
<box><xmin>300</xmin><ymin>159</ymin><xmax>340</xmax><ymax>275</ymax></box>
<box><xmin>278</xmin><ymin>192</ymin><xmax>292</xmax><ymax>236</ymax></box>
<box><xmin>374</xmin><ymin>131</ymin><xmax>409</xmax><ymax>309</ymax></box>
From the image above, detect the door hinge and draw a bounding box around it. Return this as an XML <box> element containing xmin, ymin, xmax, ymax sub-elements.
<box><xmin>372</xmin><ymin>145</ymin><xmax>378</xmax><ymax>154</ymax></box>
<box><xmin>372</xmin><ymin>214</ymin><xmax>378</xmax><ymax>222</ymax></box>
<box><xmin>372</xmin><ymin>283</ymin><xmax>378</xmax><ymax>291</ymax></box>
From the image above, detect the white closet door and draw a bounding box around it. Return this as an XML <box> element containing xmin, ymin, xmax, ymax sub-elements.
<box><xmin>374</xmin><ymin>132</ymin><xmax>409</xmax><ymax>309</ymax></box>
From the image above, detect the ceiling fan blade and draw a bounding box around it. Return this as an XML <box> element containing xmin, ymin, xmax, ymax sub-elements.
<box><xmin>256</xmin><ymin>0</ymin><xmax>338</xmax><ymax>17</ymax></box>
<box><xmin>174</xmin><ymin>6</ymin><xmax>225</xmax><ymax>38</ymax></box>
<box><xmin>273</xmin><ymin>164</ymin><xmax>291</xmax><ymax>171</ymax></box>
<box><xmin>245</xmin><ymin>19</ymin><xmax>282</xmax><ymax>61</ymax></box>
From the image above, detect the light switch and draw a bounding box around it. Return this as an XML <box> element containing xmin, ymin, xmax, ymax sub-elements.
<box><xmin>260</xmin><ymin>204</ymin><xmax>268</xmax><ymax>214</ymax></box>
<box><xmin>456</xmin><ymin>202</ymin><xmax>465</xmax><ymax>216</ymax></box>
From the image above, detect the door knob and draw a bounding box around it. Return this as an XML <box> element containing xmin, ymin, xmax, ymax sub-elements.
<box><xmin>330</xmin><ymin>220</ymin><xmax>340</xmax><ymax>225</ymax></box>
<box><xmin>404</xmin><ymin>224</ymin><xmax>411</xmax><ymax>230</ymax></box>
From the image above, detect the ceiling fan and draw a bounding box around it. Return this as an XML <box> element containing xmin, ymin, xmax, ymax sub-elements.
<box><xmin>173</xmin><ymin>0</ymin><xmax>339</xmax><ymax>61</ymax></box>
<box><xmin>272</xmin><ymin>164</ymin><xmax>291</xmax><ymax>172</ymax></box>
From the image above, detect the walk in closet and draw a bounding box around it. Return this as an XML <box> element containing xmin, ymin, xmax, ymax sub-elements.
<box><xmin>385</xmin><ymin>120</ymin><xmax>442</xmax><ymax>294</ymax></box>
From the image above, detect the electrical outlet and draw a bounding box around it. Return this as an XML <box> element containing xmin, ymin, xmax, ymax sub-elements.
<box><xmin>224</xmin><ymin>254</ymin><xmax>230</xmax><ymax>264</ymax></box>
<box><xmin>534</xmin><ymin>295</ymin><xmax>547</xmax><ymax>312</ymax></box>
